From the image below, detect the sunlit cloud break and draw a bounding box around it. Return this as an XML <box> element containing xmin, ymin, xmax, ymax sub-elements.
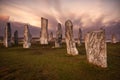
<box><xmin>0</xmin><ymin>0</ymin><xmax>119</xmax><ymax>27</ymax></box>
<box><xmin>0</xmin><ymin>0</ymin><xmax>120</xmax><ymax>38</ymax></box>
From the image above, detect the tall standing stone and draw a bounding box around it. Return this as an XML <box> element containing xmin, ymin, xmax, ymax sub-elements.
<box><xmin>40</xmin><ymin>17</ymin><xmax>48</xmax><ymax>44</ymax></box>
<box><xmin>23</xmin><ymin>24</ymin><xmax>32</xmax><ymax>48</ymax></box>
<box><xmin>14</xmin><ymin>30</ymin><xmax>18</xmax><ymax>45</ymax></box>
<box><xmin>85</xmin><ymin>29</ymin><xmax>107</xmax><ymax>68</ymax></box>
<box><xmin>49</xmin><ymin>32</ymin><xmax>53</xmax><ymax>41</ymax></box>
<box><xmin>65</xmin><ymin>20</ymin><xmax>78</xmax><ymax>55</ymax></box>
<box><xmin>111</xmin><ymin>34</ymin><xmax>117</xmax><ymax>43</ymax></box>
<box><xmin>55</xmin><ymin>23</ymin><xmax>62</xmax><ymax>47</ymax></box>
<box><xmin>40</xmin><ymin>29</ymin><xmax>41</xmax><ymax>40</ymax></box>
<box><xmin>4</xmin><ymin>22</ymin><xmax>12</xmax><ymax>47</ymax></box>
<box><xmin>77</xmin><ymin>28</ymin><xmax>82</xmax><ymax>46</ymax></box>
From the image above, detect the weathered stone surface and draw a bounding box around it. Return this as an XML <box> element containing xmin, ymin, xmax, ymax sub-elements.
<box><xmin>65</xmin><ymin>20</ymin><xmax>78</xmax><ymax>55</ymax></box>
<box><xmin>4</xmin><ymin>22</ymin><xmax>12</xmax><ymax>47</ymax></box>
<box><xmin>40</xmin><ymin>17</ymin><xmax>48</xmax><ymax>44</ymax></box>
<box><xmin>77</xmin><ymin>28</ymin><xmax>82</xmax><ymax>46</ymax></box>
<box><xmin>14</xmin><ymin>30</ymin><xmax>18</xmax><ymax>45</ymax></box>
<box><xmin>55</xmin><ymin>23</ymin><xmax>62</xmax><ymax>47</ymax></box>
<box><xmin>23</xmin><ymin>24</ymin><xmax>32</xmax><ymax>48</ymax></box>
<box><xmin>49</xmin><ymin>32</ymin><xmax>54</xmax><ymax>41</ymax></box>
<box><xmin>85</xmin><ymin>29</ymin><xmax>107</xmax><ymax>68</ymax></box>
<box><xmin>111</xmin><ymin>34</ymin><xmax>117</xmax><ymax>43</ymax></box>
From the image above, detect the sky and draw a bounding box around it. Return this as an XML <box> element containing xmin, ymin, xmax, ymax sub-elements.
<box><xmin>0</xmin><ymin>0</ymin><xmax>120</xmax><ymax>38</ymax></box>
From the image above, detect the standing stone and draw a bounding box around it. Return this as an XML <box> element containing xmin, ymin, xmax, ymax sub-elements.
<box><xmin>49</xmin><ymin>32</ymin><xmax>53</xmax><ymax>41</ymax></box>
<box><xmin>40</xmin><ymin>29</ymin><xmax>41</xmax><ymax>40</ymax></box>
<box><xmin>77</xmin><ymin>28</ymin><xmax>82</xmax><ymax>46</ymax></box>
<box><xmin>55</xmin><ymin>23</ymin><xmax>62</xmax><ymax>47</ymax></box>
<box><xmin>14</xmin><ymin>30</ymin><xmax>18</xmax><ymax>45</ymax></box>
<box><xmin>65</xmin><ymin>20</ymin><xmax>78</xmax><ymax>55</ymax></box>
<box><xmin>23</xmin><ymin>24</ymin><xmax>32</xmax><ymax>48</ymax></box>
<box><xmin>40</xmin><ymin>17</ymin><xmax>48</xmax><ymax>44</ymax></box>
<box><xmin>85</xmin><ymin>29</ymin><xmax>107</xmax><ymax>68</ymax></box>
<box><xmin>4</xmin><ymin>22</ymin><xmax>12</xmax><ymax>47</ymax></box>
<box><xmin>111</xmin><ymin>34</ymin><xmax>117</xmax><ymax>43</ymax></box>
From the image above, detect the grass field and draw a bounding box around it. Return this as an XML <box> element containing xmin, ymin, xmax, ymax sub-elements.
<box><xmin>0</xmin><ymin>43</ymin><xmax>120</xmax><ymax>80</ymax></box>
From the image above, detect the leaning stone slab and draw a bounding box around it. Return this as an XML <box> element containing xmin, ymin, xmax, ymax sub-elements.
<box><xmin>85</xmin><ymin>29</ymin><xmax>107</xmax><ymax>68</ymax></box>
<box><xmin>65</xmin><ymin>20</ymin><xmax>78</xmax><ymax>55</ymax></box>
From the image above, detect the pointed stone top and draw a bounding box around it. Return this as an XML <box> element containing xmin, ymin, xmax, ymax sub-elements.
<box><xmin>24</xmin><ymin>24</ymin><xmax>29</xmax><ymax>27</ymax></box>
<box><xmin>7</xmin><ymin>22</ymin><xmax>10</xmax><ymax>25</ymax></box>
<box><xmin>58</xmin><ymin>23</ymin><xmax>61</xmax><ymax>26</ymax></box>
<box><xmin>79</xmin><ymin>28</ymin><xmax>81</xmax><ymax>31</ymax></box>
<box><xmin>14</xmin><ymin>30</ymin><xmax>18</xmax><ymax>33</ymax></box>
<box><xmin>58</xmin><ymin>23</ymin><xmax>61</xmax><ymax>29</ymax></box>
<box><xmin>65</xmin><ymin>20</ymin><xmax>73</xmax><ymax>27</ymax></box>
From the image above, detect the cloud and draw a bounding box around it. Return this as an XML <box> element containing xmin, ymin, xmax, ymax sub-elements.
<box><xmin>0</xmin><ymin>0</ymin><xmax>120</xmax><ymax>39</ymax></box>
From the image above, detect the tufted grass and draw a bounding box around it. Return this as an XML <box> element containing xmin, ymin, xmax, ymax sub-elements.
<box><xmin>0</xmin><ymin>42</ymin><xmax>120</xmax><ymax>80</ymax></box>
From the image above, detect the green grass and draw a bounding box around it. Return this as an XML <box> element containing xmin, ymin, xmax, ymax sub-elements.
<box><xmin>0</xmin><ymin>43</ymin><xmax>120</xmax><ymax>80</ymax></box>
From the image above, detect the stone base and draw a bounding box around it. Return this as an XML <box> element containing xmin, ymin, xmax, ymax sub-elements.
<box><xmin>77</xmin><ymin>40</ymin><xmax>82</xmax><ymax>46</ymax></box>
<box><xmin>40</xmin><ymin>38</ymin><xmax>48</xmax><ymax>44</ymax></box>
<box><xmin>66</xmin><ymin>39</ymin><xmax>78</xmax><ymax>56</ymax></box>
<box><xmin>55</xmin><ymin>42</ymin><xmax>61</xmax><ymax>48</ymax></box>
<box><xmin>4</xmin><ymin>41</ymin><xmax>12</xmax><ymax>47</ymax></box>
<box><xmin>112</xmin><ymin>39</ymin><xmax>117</xmax><ymax>43</ymax></box>
<box><xmin>23</xmin><ymin>43</ymin><xmax>31</xmax><ymax>48</ymax></box>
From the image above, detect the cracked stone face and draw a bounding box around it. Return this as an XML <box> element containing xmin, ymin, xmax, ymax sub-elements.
<box><xmin>4</xmin><ymin>22</ymin><xmax>12</xmax><ymax>47</ymax></box>
<box><xmin>23</xmin><ymin>24</ymin><xmax>32</xmax><ymax>48</ymax></box>
<box><xmin>65</xmin><ymin>20</ymin><xmax>78</xmax><ymax>55</ymax></box>
<box><xmin>14</xmin><ymin>30</ymin><xmax>18</xmax><ymax>45</ymax></box>
<box><xmin>55</xmin><ymin>23</ymin><xmax>62</xmax><ymax>47</ymax></box>
<box><xmin>85</xmin><ymin>29</ymin><xmax>107</xmax><ymax>68</ymax></box>
<box><xmin>40</xmin><ymin>17</ymin><xmax>48</xmax><ymax>44</ymax></box>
